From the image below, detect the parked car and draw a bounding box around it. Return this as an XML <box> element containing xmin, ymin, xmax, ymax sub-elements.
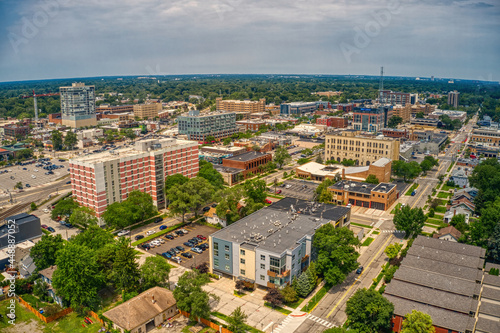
<box><xmin>176</xmin><ymin>246</ymin><xmax>185</xmax><ymax>252</ymax></box>
<box><xmin>202</xmin><ymin>206</ymin><xmax>211</xmax><ymax>212</ymax></box>
<box><xmin>211</xmin><ymin>203</ymin><xmax>217</xmax><ymax>208</ymax></box>
<box><xmin>181</xmin><ymin>252</ymin><xmax>193</xmax><ymax>258</ymax></box>
<box><xmin>25</xmin><ymin>184</ymin><xmax>31</xmax><ymax>188</ymax></box>
<box><xmin>162</xmin><ymin>252</ymin><xmax>172</xmax><ymax>259</ymax></box>
<box><xmin>170</xmin><ymin>247</ymin><xmax>180</xmax><ymax>254</ymax></box>
<box><xmin>356</xmin><ymin>266</ymin><xmax>364</xmax><ymax>274</ymax></box>
<box><xmin>117</xmin><ymin>230</ymin><xmax>130</xmax><ymax>237</ymax></box>
<box><xmin>184</xmin><ymin>241</ymin><xmax>194</xmax><ymax>247</ymax></box>
<box><xmin>180</xmin><ymin>229</ymin><xmax>188</xmax><ymax>234</ymax></box>
<box><xmin>275</xmin><ymin>190</ymin><xmax>282</xmax><ymax>194</ymax></box>
<box><xmin>175</xmin><ymin>230</ymin><xmax>184</xmax><ymax>236</ymax></box>
<box><xmin>197</xmin><ymin>235</ymin><xmax>206</xmax><ymax>240</ymax></box>
<box><xmin>265</xmin><ymin>199</ymin><xmax>272</xmax><ymax>204</ymax></box>
<box><xmin>164</xmin><ymin>234</ymin><xmax>174</xmax><ymax>240</ymax></box>
<box><xmin>41</xmin><ymin>224</ymin><xmax>48</xmax><ymax>229</ymax></box>
<box><xmin>154</xmin><ymin>217</ymin><xmax>162</xmax><ymax>223</ymax></box>
<box><xmin>166</xmin><ymin>250</ymin><xmax>176</xmax><ymax>257</ymax></box>
<box><xmin>146</xmin><ymin>230</ymin><xmax>156</xmax><ymax>236</ymax></box>
<box><xmin>191</xmin><ymin>247</ymin><xmax>202</xmax><ymax>254</ymax></box>
<box><xmin>135</xmin><ymin>235</ymin><xmax>145</xmax><ymax>240</ymax></box>
<box><xmin>141</xmin><ymin>243</ymin><xmax>151</xmax><ymax>250</ymax></box>
<box><xmin>199</xmin><ymin>243</ymin><xmax>209</xmax><ymax>250</ymax></box>
<box><xmin>64</xmin><ymin>223</ymin><xmax>73</xmax><ymax>228</ymax></box>
<box><xmin>66</xmin><ymin>181</ymin><xmax>71</xmax><ymax>184</ymax></box>
<box><xmin>172</xmin><ymin>256</ymin><xmax>182</xmax><ymax>263</ymax></box>
<box><xmin>159</xmin><ymin>225</ymin><xmax>167</xmax><ymax>230</ymax></box>
<box><xmin>47</xmin><ymin>227</ymin><xmax>55</xmax><ymax>232</ymax></box>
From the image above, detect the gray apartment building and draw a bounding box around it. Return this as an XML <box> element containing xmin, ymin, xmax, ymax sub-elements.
<box><xmin>177</xmin><ymin>110</ymin><xmax>237</xmax><ymax>142</ymax></box>
<box><xmin>280</xmin><ymin>102</ymin><xmax>317</xmax><ymax>115</ymax></box>
<box><xmin>209</xmin><ymin>198</ymin><xmax>351</xmax><ymax>288</ymax></box>
<box><xmin>60</xmin><ymin>82</ymin><xmax>97</xmax><ymax>128</ymax></box>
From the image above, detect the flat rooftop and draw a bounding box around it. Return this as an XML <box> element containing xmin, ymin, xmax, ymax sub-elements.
<box><xmin>223</xmin><ymin>151</ymin><xmax>270</xmax><ymax>162</ymax></box>
<box><xmin>211</xmin><ymin>198</ymin><xmax>350</xmax><ymax>254</ymax></box>
<box><xmin>330</xmin><ymin>180</ymin><xmax>395</xmax><ymax>194</ymax></box>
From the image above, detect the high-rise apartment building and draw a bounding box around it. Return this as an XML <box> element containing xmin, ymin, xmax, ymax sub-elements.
<box><xmin>133</xmin><ymin>103</ymin><xmax>162</xmax><ymax>120</ymax></box>
<box><xmin>60</xmin><ymin>83</ymin><xmax>97</xmax><ymax>128</ymax></box>
<box><xmin>177</xmin><ymin>110</ymin><xmax>237</xmax><ymax>141</ymax></box>
<box><xmin>325</xmin><ymin>130</ymin><xmax>400</xmax><ymax>166</ymax></box>
<box><xmin>352</xmin><ymin>107</ymin><xmax>388</xmax><ymax>132</ymax></box>
<box><xmin>448</xmin><ymin>91</ymin><xmax>460</xmax><ymax>108</ymax></box>
<box><xmin>69</xmin><ymin>138</ymin><xmax>199</xmax><ymax>217</ymax></box>
<box><xmin>379</xmin><ymin>90</ymin><xmax>411</xmax><ymax>106</ymax></box>
<box><xmin>216</xmin><ymin>98</ymin><xmax>266</xmax><ymax>113</ymax></box>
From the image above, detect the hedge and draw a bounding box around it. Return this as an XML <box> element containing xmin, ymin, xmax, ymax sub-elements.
<box><xmin>131</xmin><ymin>222</ymin><xmax>185</xmax><ymax>246</ymax></box>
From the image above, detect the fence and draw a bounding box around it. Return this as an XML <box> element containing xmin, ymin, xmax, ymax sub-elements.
<box><xmin>180</xmin><ymin>310</ymin><xmax>233</xmax><ymax>333</ymax></box>
<box><xmin>88</xmin><ymin>310</ymin><xmax>105</xmax><ymax>325</ymax></box>
<box><xmin>18</xmin><ymin>296</ymin><xmax>73</xmax><ymax>323</ymax></box>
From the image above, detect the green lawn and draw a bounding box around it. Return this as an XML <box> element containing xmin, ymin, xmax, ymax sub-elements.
<box><xmin>441</xmin><ymin>184</ymin><xmax>459</xmax><ymax>191</ymax></box>
<box><xmin>426</xmin><ymin>218</ymin><xmax>446</xmax><ymax>227</ymax></box>
<box><xmin>362</xmin><ymin>237</ymin><xmax>374</xmax><ymax>247</ymax></box>
<box><xmin>372</xmin><ymin>230</ymin><xmax>380</xmax><ymax>235</ymax></box>
<box><xmin>285</xmin><ymin>297</ymin><xmax>305</xmax><ymax>309</ymax></box>
<box><xmin>405</xmin><ymin>183</ymin><xmax>419</xmax><ymax>196</ymax></box>
<box><xmin>301</xmin><ymin>283</ymin><xmax>333</xmax><ymax>312</ymax></box>
<box><xmin>437</xmin><ymin>192</ymin><xmax>452</xmax><ymax>199</ymax></box>
<box><xmin>435</xmin><ymin>206</ymin><xmax>447</xmax><ymax>214</ymax></box>
<box><xmin>350</xmin><ymin>222</ymin><xmax>373</xmax><ymax>228</ymax></box>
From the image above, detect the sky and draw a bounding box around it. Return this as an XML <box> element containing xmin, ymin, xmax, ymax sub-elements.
<box><xmin>0</xmin><ymin>0</ymin><xmax>499</xmax><ymax>82</ymax></box>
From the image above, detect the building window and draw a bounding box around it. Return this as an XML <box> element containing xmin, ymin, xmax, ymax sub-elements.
<box><xmin>240</xmin><ymin>258</ymin><xmax>245</xmax><ymax>264</ymax></box>
<box><xmin>214</xmin><ymin>258</ymin><xmax>219</xmax><ymax>266</ymax></box>
<box><xmin>225</xmin><ymin>245</ymin><xmax>229</xmax><ymax>251</ymax></box>
<box><xmin>225</xmin><ymin>254</ymin><xmax>230</xmax><ymax>260</ymax></box>
<box><xmin>225</xmin><ymin>265</ymin><xmax>230</xmax><ymax>271</ymax></box>
<box><xmin>214</xmin><ymin>250</ymin><xmax>219</xmax><ymax>256</ymax></box>
<box><xmin>260</xmin><ymin>275</ymin><xmax>265</xmax><ymax>280</ymax></box>
<box><xmin>261</xmin><ymin>255</ymin><xmax>265</xmax><ymax>261</ymax></box>
<box><xmin>240</xmin><ymin>249</ymin><xmax>245</xmax><ymax>255</ymax></box>
<box><xmin>292</xmin><ymin>263</ymin><xmax>295</xmax><ymax>269</ymax></box>
<box><xmin>292</xmin><ymin>254</ymin><xmax>295</xmax><ymax>260</ymax></box>
<box><xmin>214</xmin><ymin>242</ymin><xmax>219</xmax><ymax>250</ymax></box>
<box><xmin>260</xmin><ymin>263</ymin><xmax>265</xmax><ymax>269</ymax></box>
<box><xmin>240</xmin><ymin>269</ymin><xmax>245</xmax><ymax>275</ymax></box>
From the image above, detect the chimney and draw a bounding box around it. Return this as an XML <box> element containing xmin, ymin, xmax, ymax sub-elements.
<box><xmin>152</xmin><ymin>295</ymin><xmax>155</xmax><ymax>304</ymax></box>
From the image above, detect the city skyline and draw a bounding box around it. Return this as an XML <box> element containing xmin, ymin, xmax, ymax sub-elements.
<box><xmin>1</xmin><ymin>0</ymin><xmax>499</xmax><ymax>82</ymax></box>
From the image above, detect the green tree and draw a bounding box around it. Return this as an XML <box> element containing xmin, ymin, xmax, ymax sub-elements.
<box><xmin>401</xmin><ymin>310</ymin><xmax>435</xmax><ymax>333</ymax></box>
<box><xmin>227</xmin><ymin>306</ymin><xmax>248</xmax><ymax>333</ymax></box>
<box><xmin>295</xmin><ymin>271</ymin><xmax>313</xmax><ymax>297</ymax></box>
<box><xmin>274</xmin><ymin>146</ymin><xmax>291</xmax><ymax>168</ymax></box>
<box><xmin>33</xmin><ymin>278</ymin><xmax>49</xmax><ymax>300</ymax></box>
<box><xmin>384</xmin><ymin>243</ymin><xmax>403</xmax><ymax>260</ymax></box>
<box><xmin>392</xmin><ymin>161</ymin><xmax>422</xmax><ymax>182</ymax></box>
<box><xmin>206</xmin><ymin>135</ymin><xmax>216</xmax><ymax>143</ymax></box>
<box><xmin>316</xmin><ymin>179</ymin><xmax>334</xmax><ymax>196</ymax></box>
<box><xmin>198</xmin><ymin>160</ymin><xmax>224</xmax><ymax>189</ymax></box>
<box><xmin>111</xmin><ymin>238</ymin><xmax>140</xmax><ymax>291</ymax></box>
<box><xmin>323</xmin><ymin>328</ymin><xmax>349</xmax><ymax>333</ymax></box>
<box><xmin>102</xmin><ymin>201</ymin><xmax>135</xmax><ymax>229</ymax></box>
<box><xmin>341</xmin><ymin>159</ymin><xmax>356</xmax><ymax>166</ymax></box>
<box><xmin>121</xmin><ymin>128</ymin><xmax>136</xmax><ymax>141</ymax></box>
<box><xmin>64</xmin><ymin>131</ymin><xmax>78</xmax><ymax>150</ymax></box>
<box><xmin>16</xmin><ymin>148</ymin><xmax>33</xmax><ymax>160</ymax></box>
<box><xmin>30</xmin><ymin>234</ymin><xmax>65</xmax><ymax>270</ymax></box>
<box><xmin>416</xmin><ymin>112</ymin><xmax>425</xmax><ymax>118</ymax></box>
<box><xmin>72</xmin><ymin>224</ymin><xmax>114</xmax><ymax>250</ymax></box>
<box><xmin>14</xmin><ymin>181</ymin><xmax>23</xmax><ymax>189</ymax></box>
<box><xmin>244</xmin><ymin>179</ymin><xmax>267</xmax><ymax>203</ymax></box>
<box><xmin>127</xmin><ymin>190</ymin><xmax>158</xmax><ymax>222</ymax></box>
<box><xmin>223</xmin><ymin>137</ymin><xmax>232</xmax><ymax>145</ymax></box>
<box><xmin>173</xmin><ymin>270</ymin><xmax>213</xmax><ymax>319</ymax></box>
<box><xmin>318</xmin><ymin>188</ymin><xmax>333</xmax><ymax>203</ymax></box>
<box><xmin>165</xmin><ymin>173</ymin><xmax>189</xmax><ymax>192</ymax></box>
<box><xmin>313</xmin><ymin>225</ymin><xmax>360</xmax><ymax>285</ymax></box>
<box><xmin>488</xmin><ymin>222</ymin><xmax>500</xmax><ymax>262</ymax></box>
<box><xmin>184</xmin><ymin>177</ymin><xmax>215</xmax><ymax>217</ymax></box>
<box><xmin>51</xmin><ymin>197</ymin><xmax>79</xmax><ymax>220</ymax></box>
<box><xmin>168</xmin><ymin>186</ymin><xmax>193</xmax><ymax>223</ymax></box>
<box><xmin>281</xmin><ymin>284</ymin><xmax>298</xmax><ymax>304</ymax></box>
<box><xmin>215</xmin><ymin>187</ymin><xmax>244</xmax><ymax>225</ymax></box>
<box><xmin>51</xmin><ymin>130</ymin><xmax>63</xmax><ymax>150</ymax></box>
<box><xmin>365</xmin><ymin>174</ymin><xmax>379</xmax><ymax>184</ymax></box>
<box><xmin>52</xmin><ymin>243</ymin><xmax>103</xmax><ymax>309</ymax></box>
<box><xmin>69</xmin><ymin>206</ymin><xmax>98</xmax><ymax>229</ymax></box>
<box><xmin>264</xmin><ymin>288</ymin><xmax>284</xmax><ymax>308</ymax></box>
<box><xmin>345</xmin><ymin>288</ymin><xmax>394</xmax><ymax>333</ymax></box>
<box><xmin>316</xmin><ymin>154</ymin><xmax>324</xmax><ymax>164</ymax></box>
<box><xmin>449</xmin><ymin>214</ymin><xmax>468</xmax><ymax>233</ymax></box>
<box><xmin>30</xmin><ymin>202</ymin><xmax>37</xmax><ymax>211</ymax></box>
<box><xmin>393</xmin><ymin>205</ymin><xmax>426</xmax><ymax>238</ymax></box>
<box><xmin>140</xmin><ymin>256</ymin><xmax>171</xmax><ymax>290</ymax></box>
<box><xmin>388</xmin><ymin>116</ymin><xmax>403</xmax><ymax>128</ymax></box>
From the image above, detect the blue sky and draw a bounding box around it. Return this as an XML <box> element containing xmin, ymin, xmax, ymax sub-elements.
<box><xmin>0</xmin><ymin>0</ymin><xmax>499</xmax><ymax>82</ymax></box>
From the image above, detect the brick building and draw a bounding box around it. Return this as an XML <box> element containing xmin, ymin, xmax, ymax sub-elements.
<box><xmin>222</xmin><ymin>151</ymin><xmax>272</xmax><ymax>179</ymax></box>
<box><xmin>391</xmin><ymin>105</ymin><xmax>412</xmax><ymax>123</ymax></box>
<box><xmin>48</xmin><ymin>113</ymin><xmax>62</xmax><ymax>124</ymax></box>
<box><xmin>3</xmin><ymin>124</ymin><xmax>30</xmax><ymax>140</ymax></box>
<box><xmin>316</xmin><ymin>117</ymin><xmax>348</xmax><ymax>128</ymax></box>
<box><xmin>236</xmin><ymin>120</ymin><xmax>266</xmax><ymax>131</ymax></box>
<box><xmin>328</xmin><ymin>180</ymin><xmax>397</xmax><ymax>210</ymax></box>
<box><xmin>470</xmin><ymin>128</ymin><xmax>500</xmax><ymax>146</ymax></box>
<box><xmin>96</xmin><ymin>105</ymin><xmax>134</xmax><ymax>114</ymax></box>
<box><xmin>216</xmin><ymin>97</ymin><xmax>266</xmax><ymax>113</ymax></box>
<box><xmin>382</xmin><ymin>128</ymin><xmax>409</xmax><ymax>139</ymax></box>
<box><xmin>342</xmin><ymin>157</ymin><xmax>392</xmax><ymax>183</ymax></box>
<box><xmin>69</xmin><ymin>138</ymin><xmax>199</xmax><ymax>217</ymax></box>
<box><xmin>133</xmin><ymin>103</ymin><xmax>162</xmax><ymax>120</ymax></box>
<box><xmin>337</xmin><ymin>104</ymin><xmax>354</xmax><ymax>112</ymax></box>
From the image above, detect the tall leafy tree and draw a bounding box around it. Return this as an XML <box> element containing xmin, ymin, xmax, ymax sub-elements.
<box><xmin>274</xmin><ymin>146</ymin><xmax>291</xmax><ymax>168</ymax></box>
<box><xmin>227</xmin><ymin>306</ymin><xmax>248</xmax><ymax>333</ymax></box>
<box><xmin>30</xmin><ymin>234</ymin><xmax>64</xmax><ymax>271</ymax></box>
<box><xmin>198</xmin><ymin>160</ymin><xmax>224</xmax><ymax>188</ymax></box>
<box><xmin>215</xmin><ymin>187</ymin><xmax>244</xmax><ymax>225</ymax></box>
<box><xmin>345</xmin><ymin>288</ymin><xmax>394</xmax><ymax>333</ymax></box>
<box><xmin>51</xmin><ymin>197</ymin><xmax>79</xmax><ymax>220</ymax></box>
<box><xmin>111</xmin><ymin>238</ymin><xmax>140</xmax><ymax>291</ymax></box>
<box><xmin>392</xmin><ymin>161</ymin><xmax>422</xmax><ymax>182</ymax></box>
<box><xmin>365</xmin><ymin>174</ymin><xmax>379</xmax><ymax>184</ymax></box>
<box><xmin>173</xmin><ymin>270</ymin><xmax>213</xmax><ymax>319</ymax></box>
<box><xmin>401</xmin><ymin>310</ymin><xmax>435</xmax><ymax>333</ymax></box>
<box><xmin>52</xmin><ymin>243</ymin><xmax>103</xmax><ymax>309</ymax></box>
<box><xmin>51</xmin><ymin>130</ymin><xmax>63</xmax><ymax>150</ymax></box>
<box><xmin>244</xmin><ymin>179</ymin><xmax>267</xmax><ymax>203</ymax></box>
<box><xmin>69</xmin><ymin>206</ymin><xmax>98</xmax><ymax>229</ymax></box>
<box><xmin>164</xmin><ymin>173</ymin><xmax>189</xmax><ymax>192</ymax></box>
<box><xmin>167</xmin><ymin>185</ymin><xmax>193</xmax><ymax>223</ymax></box>
<box><xmin>313</xmin><ymin>225</ymin><xmax>360</xmax><ymax>285</ymax></box>
<box><xmin>64</xmin><ymin>131</ymin><xmax>78</xmax><ymax>150</ymax></box>
<box><xmin>140</xmin><ymin>256</ymin><xmax>171</xmax><ymax>290</ymax></box>
<box><xmin>127</xmin><ymin>190</ymin><xmax>157</xmax><ymax>222</ymax></box>
<box><xmin>183</xmin><ymin>177</ymin><xmax>215</xmax><ymax>217</ymax></box>
<box><xmin>384</xmin><ymin>243</ymin><xmax>403</xmax><ymax>260</ymax></box>
<box><xmin>102</xmin><ymin>201</ymin><xmax>135</xmax><ymax>229</ymax></box>
<box><xmin>264</xmin><ymin>288</ymin><xmax>284</xmax><ymax>308</ymax></box>
<box><xmin>488</xmin><ymin>222</ymin><xmax>500</xmax><ymax>262</ymax></box>
<box><xmin>388</xmin><ymin>116</ymin><xmax>403</xmax><ymax>128</ymax></box>
<box><xmin>280</xmin><ymin>284</ymin><xmax>298</xmax><ymax>304</ymax></box>
<box><xmin>72</xmin><ymin>224</ymin><xmax>115</xmax><ymax>250</ymax></box>
<box><xmin>393</xmin><ymin>205</ymin><xmax>426</xmax><ymax>238</ymax></box>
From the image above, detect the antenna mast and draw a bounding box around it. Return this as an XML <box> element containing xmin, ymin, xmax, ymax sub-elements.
<box><xmin>379</xmin><ymin>66</ymin><xmax>384</xmax><ymax>103</ymax></box>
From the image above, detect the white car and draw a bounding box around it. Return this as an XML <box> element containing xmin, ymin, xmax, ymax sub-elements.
<box><xmin>31</xmin><ymin>175</ymin><xmax>36</xmax><ymax>179</ymax></box>
<box><xmin>43</xmin><ymin>208</ymin><xmax>49</xmax><ymax>213</ymax></box>
<box><xmin>34</xmin><ymin>169</ymin><xmax>38</xmax><ymax>172</ymax></box>
<box><xmin>150</xmin><ymin>240</ymin><xmax>160</xmax><ymax>246</ymax></box>
<box><xmin>146</xmin><ymin>230</ymin><xmax>156</xmax><ymax>236</ymax></box>
<box><xmin>180</xmin><ymin>229</ymin><xmax>188</xmax><ymax>234</ymax></box>
<box><xmin>117</xmin><ymin>230</ymin><xmax>130</xmax><ymax>237</ymax></box>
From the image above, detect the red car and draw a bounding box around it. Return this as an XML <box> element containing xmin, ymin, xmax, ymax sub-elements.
<box><xmin>265</xmin><ymin>199</ymin><xmax>272</xmax><ymax>204</ymax></box>
<box><xmin>41</xmin><ymin>224</ymin><xmax>48</xmax><ymax>229</ymax></box>
<box><xmin>275</xmin><ymin>189</ymin><xmax>282</xmax><ymax>194</ymax></box>
<box><xmin>197</xmin><ymin>235</ymin><xmax>207</xmax><ymax>240</ymax></box>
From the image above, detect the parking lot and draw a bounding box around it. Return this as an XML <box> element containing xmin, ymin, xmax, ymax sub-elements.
<box><xmin>273</xmin><ymin>179</ymin><xmax>319</xmax><ymax>201</ymax></box>
<box><xmin>0</xmin><ymin>158</ymin><xmax>70</xmax><ymax>193</ymax></box>
<box><xmin>139</xmin><ymin>224</ymin><xmax>218</xmax><ymax>269</ymax></box>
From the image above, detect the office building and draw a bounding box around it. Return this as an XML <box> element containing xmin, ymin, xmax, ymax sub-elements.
<box><xmin>470</xmin><ymin>128</ymin><xmax>500</xmax><ymax>146</ymax></box>
<box><xmin>96</xmin><ymin>105</ymin><xmax>134</xmax><ymax>114</ymax></box>
<box><xmin>448</xmin><ymin>90</ymin><xmax>460</xmax><ymax>108</ymax></box>
<box><xmin>316</xmin><ymin>116</ymin><xmax>348</xmax><ymax>128</ymax></box>
<box><xmin>328</xmin><ymin>180</ymin><xmax>397</xmax><ymax>210</ymax></box>
<box><xmin>133</xmin><ymin>103</ymin><xmax>162</xmax><ymax>120</ymax></box>
<box><xmin>337</xmin><ymin>104</ymin><xmax>354</xmax><ymax>112</ymax></box>
<box><xmin>209</xmin><ymin>197</ymin><xmax>351</xmax><ymax>288</ymax></box>
<box><xmin>280</xmin><ymin>102</ymin><xmax>317</xmax><ymax>115</ymax></box>
<box><xmin>341</xmin><ymin>157</ymin><xmax>392</xmax><ymax>183</ymax></box>
<box><xmin>352</xmin><ymin>107</ymin><xmax>388</xmax><ymax>132</ymax></box>
<box><xmin>69</xmin><ymin>138</ymin><xmax>199</xmax><ymax>217</ymax></box>
<box><xmin>379</xmin><ymin>90</ymin><xmax>410</xmax><ymax>106</ymax></box>
<box><xmin>385</xmin><ymin>236</ymin><xmax>500</xmax><ymax>333</ymax></box>
<box><xmin>391</xmin><ymin>105</ymin><xmax>411</xmax><ymax>123</ymax></box>
<box><xmin>177</xmin><ymin>110</ymin><xmax>237</xmax><ymax>142</ymax></box>
<box><xmin>325</xmin><ymin>130</ymin><xmax>400</xmax><ymax>166</ymax></box>
<box><xmin>216</xmin><ymin>98</ymin><xmax>266</xmax><ymax>113</ymax></box>
<box><xmin>382</xmin><ymin>128</ymin><xmax>409</xmax><ymax>139</ymax></box>
<box><xmin>222</xmin><ymin>151</ymin><xmax>272</xmax><ymax>179</ymax></box>
<box><xmin>60</xmin><ymin>82</ymin><xmax>97</xmax><ymax>128</ymax></box>
<box><xmin>410</xmin><ymin>118</ymin><xmax>441</xmax><ymax>127</ymax></box>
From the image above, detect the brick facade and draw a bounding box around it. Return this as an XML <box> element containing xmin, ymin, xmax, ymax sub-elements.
<box><xmin>222</xmin><ymin>152</ymin><xmax>272</xmax><ymax>178</ymax></box>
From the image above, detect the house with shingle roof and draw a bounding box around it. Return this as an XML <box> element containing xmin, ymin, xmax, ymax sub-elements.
<box><xmin>433</xmin><ymin>225</ymin><xmax>462</xmax><ymax>242</ymax></box>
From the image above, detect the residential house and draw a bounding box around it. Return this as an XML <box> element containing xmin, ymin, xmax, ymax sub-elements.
<box><xmin>103</xmin><ymin>287</ymin><xmax>178</xmax><ymax>333</ymax></box>
<box><xmin>450</xmin><ymin>168</ymin><xmax>470</xmax><ymax>188</ymax></box>
<box><xmin>38</xmin><ymin>265</ymin><xmax>63</xmax><ymax>306</ymax></box>
<box><xmin>443</xmin><ymin>205</ymin><xmax>473</xmax><ymax>224</ymax></box>
<box><xmin>455</xmin><ymin>187</ymin><xmax>478</xmax><ymax>198</ymax></box>
<box><xmin>433</xmin><ymin>225</ymin><xmax>462</xmax><ymax>242</ymax></box>
<box><xmin>204</xmin><ymin>207</ymin><xmax>226</xmax><ymax>227</ymax></box>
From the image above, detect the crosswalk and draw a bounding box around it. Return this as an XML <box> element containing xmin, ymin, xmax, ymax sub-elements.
<box><xmin>380</xmin><ymin>229</ymin><xmax>406</xmax><ymax>234</ymax></box>
<box><xmin>270</xmin><ymin>313</ymin><xmax>336</xmax><ymax>333</ymax></box>
<box><xmin>305</xmin><ymin>314</ymin><xmax>336</xmax><ymax>328</ymax></box>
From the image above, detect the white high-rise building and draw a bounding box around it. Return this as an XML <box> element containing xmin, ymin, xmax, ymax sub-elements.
<box><xmin>60</xmin><ymin>82</ymin><xmax>97</xmax><ymax>128</ymax></box>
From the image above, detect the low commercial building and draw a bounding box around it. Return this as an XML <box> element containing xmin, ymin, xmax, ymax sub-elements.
<box><xmin>410</xmin><ymin>118</ymin><xmax>441</xmax><ymax>127</ymax></box>
<box><xmin>236</xmin><ymin>120</ymin><xmax>266</xmax><ymax>131</ymax></box>
<box><xmin>0</xmin><ymin>213</ymin><xmax>42</xmax><ymax>250</ymax></box>
<box><xmin>385</xmin><ymin>236</ymin><xmax>500</xmax><ymax>333</ymax></box>
<box><xmin>209</xmin><ymin>197</ymin><xmax>351</xmax><ymax>288</ymax></box>
<box><xmin>469</xmin><ymin>143</ymin><xmax>500</xmax><ymax>158</ymax></box>
<box><xmin>280</xmin><ymin>102</ymin><xmax>317</xmax><ymax>115</ymax></box>
<box><xmin>429</xmin><ymin>110</ymin><xmax>467</xmax><ymax>122</ymax></box>
<box><xmin>409</xmin><ymin>131</ymin><xmax>448</xmax><ymax>155</ymax></box>
<box><xmin>222</xmin><ymin>151</ymin><xmax>272</xmax><ymax>179</ymax></box>
<box><xmin>96</xmin><ymin>105</ymin><xmax>134</xmax><ymax>114</ymax></box>
<box><xmin>382</xmin><ymin>128</ymin><xmax>409</xmax><ymax>139</ymax></box>
<box><xmin>3</xmin><ymin>124</ymin><xmax>29</xmax><ymax>140</ymax></box>
<box><xmin>325</xmin><ymin>130</ymin><xmax>400</xmax><ymax>167</ymax></box>
<box><xmin>316</xmin><ymin>116</ymin><xmax>348</xmax><ymax>128</ymax></box>
<box><xmin>104</xmin><ymin>287</ymin><xmax>178</xmax><ymax>333</ymax></box>
<box><xmin>328</xmin><ymin>180</ymin><xmax>397</xmax><ymax>210</ymax></box>
<box><xmin>471</xmin><ymin>128</ymin><xmax>500</xmax><ymax>146</ymax></box>
<box><xmin>295</xmin><ymin>162</ymin><xmax>342</xmax><ymax>181</ymax></box>
<box><xmin>342</xmin><ymin>157</ymin><xmax>392</xmax><ymax>183</ymax></box>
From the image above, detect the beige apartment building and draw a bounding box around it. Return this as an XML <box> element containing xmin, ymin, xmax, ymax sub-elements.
<box><xmin>133</xmin><ymin>103</ymin><xmax>162</xmax><ymax>120</ymax></box>
<box><xmin>216</xmin><ymin>97</ymin><xmax>266</xmax><ymax>113</ymax></box>
<box><xmin>392</xmin><ymin>105</ymin><xmax>412</xmax><ymax>123</ymax></box>
<box><xmin>325</xmin><ymin>130</ymin><xmax>400</xmax><ymax>166</ymax></box>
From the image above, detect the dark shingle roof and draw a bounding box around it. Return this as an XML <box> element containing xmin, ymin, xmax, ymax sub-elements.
<box><xmin>478</xmin><ymin>301</ymin><xmax>500</xmax><ymax>317</ymax></box>
<box><xmin>406</xmin><ymin>244</ymin><xmax>484</xmax><ymax>269</ymax></box>
<box><xmin>39</xmin><ymin>265</ymin><xmax>57</xmax><ymax>281</ymax></box>
<box><xmin>481</xmin><ymin>286</ymin><xmax>500</xmax><ymax>302</ymax></box>
<box><xmin>483</xmin><ymin>274</ymin><xmax>500</xmax><ymax>288</ymax></box>
<box><xmin>223</xmin><ymin>151</ymin><xmax>271</xmax><ymax>162</ymax></box>
<box><xmin>402</xmin><ymin>255</ymin><xmax>482</xmax><ymax>282</ymax></box>
<box><xmin>475</xmin><ymin>317</ymin><xmax>500</xmax><ymax>333</ymax></box>
<box><xmin>413</xmin><ymin>236</ymin><xmax>486</xmax><ymax>258</ymax></box>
